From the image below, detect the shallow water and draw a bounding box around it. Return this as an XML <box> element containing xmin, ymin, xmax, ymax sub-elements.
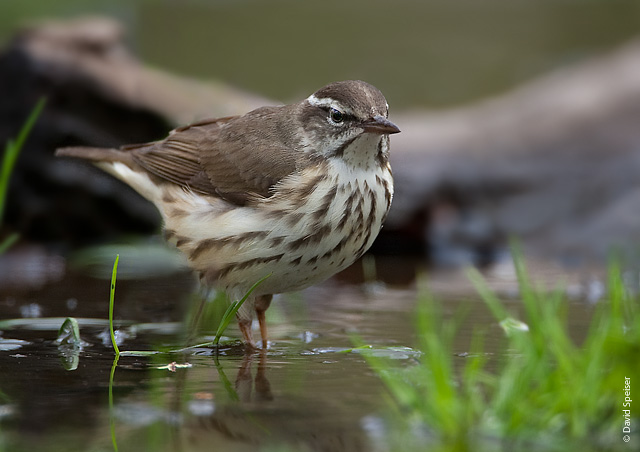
<box><xmin>0</xmin><ymin>248</ymin><xmax>597</xmax><ymax>452</ymax></box>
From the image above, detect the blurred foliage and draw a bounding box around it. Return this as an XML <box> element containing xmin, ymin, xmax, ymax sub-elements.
<box><xmin>367</xmin><ymin>245</ymin><xmax>639</xmax><ymax>451</ymax></box>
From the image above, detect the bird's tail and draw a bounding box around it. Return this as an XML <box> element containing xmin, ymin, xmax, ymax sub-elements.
<box><xmin>55</xmin><ymin>146</ymin><xmax>132</xmax><ymax>163</ymax></box>
<box><xmin>55</xmin><ymin>146</ymin><xmax>163</xmax><ymax>204</ymax></box>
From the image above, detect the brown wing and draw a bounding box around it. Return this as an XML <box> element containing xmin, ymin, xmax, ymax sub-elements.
<box><xmin>127</xmin><ymin>109</ymin><xmax>307</xmax><ymax>205</ymax></box>
<box><xmin>125</xmin><ymin>117</ymin><xmax>231</xmax><ymax>196</ymax></box>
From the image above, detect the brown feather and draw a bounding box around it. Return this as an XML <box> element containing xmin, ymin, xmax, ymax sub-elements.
<box><xmin>57</xmin><ymin>112</ymin><xmax>313</xmax><ymax>205</ymax></box>
<box><xmin>124</xmin><ymin>108</ymin><xmax>312</xmax><ymax>204</ymax></box>
<box><xmin>55</xmin><ymin>146</ymin><xmax>133</xmax><ymax>164</ymax></box>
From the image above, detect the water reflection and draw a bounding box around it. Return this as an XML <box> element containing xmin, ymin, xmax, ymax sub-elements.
<box><xmin>0</xmin><ymin>253</ymin><xmax>597</xmax><ymax>451</ymax></box>
<box><xmin>164</xmin><ymin>351</ymin><xmax>368</xmax><ymax>452</ymax></box>
<box><xmin>234</xmin><ymin>352</ymin><xmax>273</xmax><ymax>402</ymax></box>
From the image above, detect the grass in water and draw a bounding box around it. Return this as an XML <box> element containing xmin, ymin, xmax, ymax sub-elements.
<box><xmin>366</xmin><ymin>245</ymin><xmax>639</xmax><ymax>451</ymax></box>
<box><xmin>109</xmin><ymin>254</ymin><xmax>121</xmax><ymax>356</ymax></box>
<box><xmin>108</xmin><ymin>251</ymin><xmax>270</xmax><ymax>353</ymax></box>
<box><xmin>213</xmin><ymin>273</ymin><xmax>271</xmax><ymax>346</ymax></box>
<box><xmin>0</xmin><ymin>99</ymin><xmax>46</xmax><ymax>253</ymax></box>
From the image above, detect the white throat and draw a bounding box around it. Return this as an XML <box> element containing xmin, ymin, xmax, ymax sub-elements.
<box><xmin>340</xmin><ymin>133</ymin><xmax>384</xmax><ymax>171</ymax></box>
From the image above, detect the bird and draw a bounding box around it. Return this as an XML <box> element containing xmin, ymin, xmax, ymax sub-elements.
<box><xmin>56</xmin><ymin>80</ymin><xmax>400</xmax><ymax>349</ymax></box>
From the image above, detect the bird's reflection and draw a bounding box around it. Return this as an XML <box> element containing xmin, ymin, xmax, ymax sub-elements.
<box><xmin>234</xmin><ymin>351</ymin><xmax>273</xmax><ymax>403</ymax></box>
<box><xmin>176</xmin><ymin>349</ymin><xmax>368</xmax><ymax>452</ymax></box>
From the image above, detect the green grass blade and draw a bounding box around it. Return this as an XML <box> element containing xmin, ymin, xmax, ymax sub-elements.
<box><xmin>9</xmin><ymin>99</ymin><xmax>47</xmax><ymax>165</ymax></box>
<box><xmin>0</xmin><ymin>98</ymin><xmax>46</xmax><ymax>226</ymax></box>
<box><xmin>466</xmin><ymin>267</ymin><xmax>509</xmax><ymax>321</ymax></box>
<box><xmin>109</xmin><ymin>254</ymin><xmax>121</xmax><ymax>356</ymax></box>
<box><xmin>57</xmin><ymin>317</ymin><xmax>82</xmax><ymax>346</ymax></box>
<box><xmin>213</xmin><ymin>273</ymin><xmax>271</xmax><ymax>346</ymax></box>
<box><xmin>0</xmin><ymin>233</ymin><xmax>19</xmax><ymax>254</ymax></box>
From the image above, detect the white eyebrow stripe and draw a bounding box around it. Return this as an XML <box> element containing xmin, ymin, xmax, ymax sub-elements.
<box><xmin>307</xmin><ymin>94</ymin><xmax>332</xmax><ymax>107</ymax></box>
<box><xmin>306</xmin><ymin>95</ymin><xmax>355</xmax><ymax>116</ymax></box>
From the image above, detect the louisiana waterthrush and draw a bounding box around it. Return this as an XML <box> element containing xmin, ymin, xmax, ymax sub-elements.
<box><xmin>56</xmin><ymin>80</ymin><xmax>400</xmax><ymax>348</ymax></box>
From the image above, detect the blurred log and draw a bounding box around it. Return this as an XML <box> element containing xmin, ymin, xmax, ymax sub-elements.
<box><xmin>0</xmin><ymin>17</ymin><xmax>270</xmax><ymax>247</ymax></box>
<box><xmin>387</xmin><ymin>37</ymin><xmax>640</xmax><ymax>265</ymax></box>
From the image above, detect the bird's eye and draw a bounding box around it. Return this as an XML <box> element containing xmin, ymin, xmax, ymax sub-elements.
<box><xmin>329</xmin><ymin>108</ymin><xmax>344</xmax><ymax>124</ymax></box>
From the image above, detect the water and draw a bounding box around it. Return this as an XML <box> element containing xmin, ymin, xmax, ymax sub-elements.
<box><xmin>0</xmin><ymin>250</ymin><xmax>596</xmax><ymax>452</ymax></box>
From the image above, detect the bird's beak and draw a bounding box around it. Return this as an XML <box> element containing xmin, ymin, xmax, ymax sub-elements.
<box><xmin>361</xmin><ymin>116</ymin><xmax>401</xmax><ymax>135</ymax></box>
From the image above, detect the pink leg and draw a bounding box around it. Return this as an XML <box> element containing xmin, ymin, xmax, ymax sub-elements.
<box><xmin>237</xmin><ymin>317</ymin><xmax>257</xmax><ymax>350</ymax></box>
<box><xmin>255</xmin><ymin>294</ymin><xmax>273</xmax><ymax>349</ymax></box>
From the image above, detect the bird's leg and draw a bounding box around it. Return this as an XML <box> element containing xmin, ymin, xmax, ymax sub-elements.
<box><xmin>237</xmin><ymin>317</ymin><xmax>257</xmax><ymax>350</ymax></box>
<box><xmin>255</xmin><ymin>294</ymin><xmax>273</xmax><ymax>349</ymax></box>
